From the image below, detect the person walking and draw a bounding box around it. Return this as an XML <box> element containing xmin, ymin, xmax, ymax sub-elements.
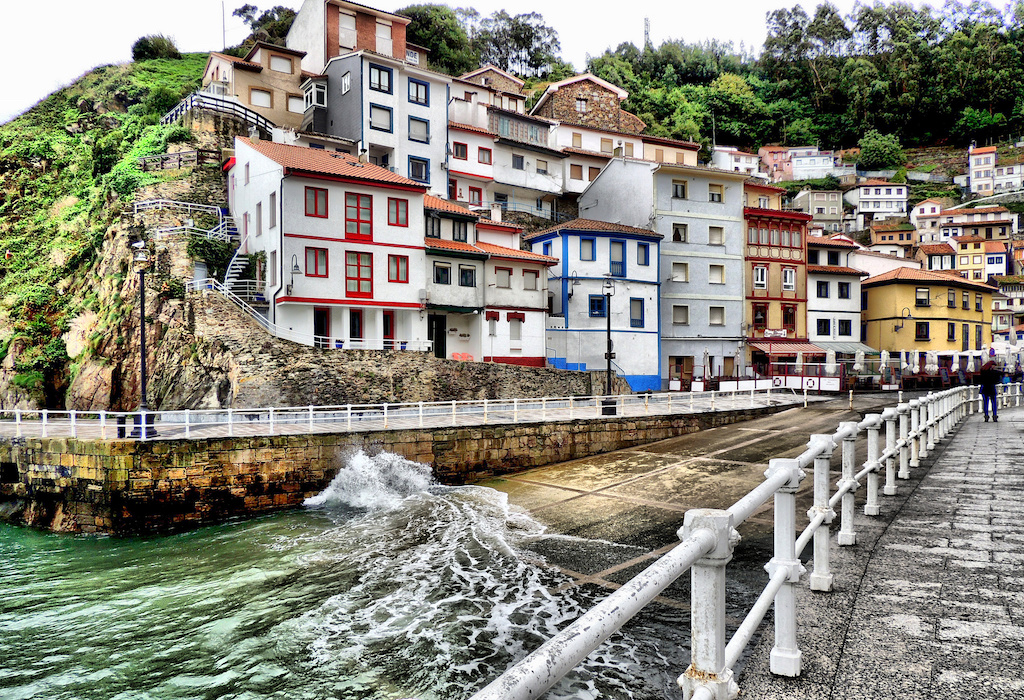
<box><xmin>979</xmin><ymin>348</ymin><xmax>1003</xmax><ymax>422</ymax></box>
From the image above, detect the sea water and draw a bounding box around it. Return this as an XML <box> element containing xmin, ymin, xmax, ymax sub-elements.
<box><xmin>0</xmin><ymin>450</ymin><xmax>689</xmax><ymax>700</ymax></box>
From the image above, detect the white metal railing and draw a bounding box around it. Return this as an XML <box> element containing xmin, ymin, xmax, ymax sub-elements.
<box><xmin>462</xmin><ymin>382</ymin><xmax>1020</xmax><ymax>700</ymax></box>
<box><xmin>186</xmin><ymin>278</ymin><xmax>433</xmax><ymax>354</ymax></box>
<box><xmin>134</xmin><ymin>199</ymin><xmax>226</xmax><ymax>224</ymax></box>
<box><xmin>0</xmin><ymin>386</ymin><xmax>812</xmax><ymax>443</ymax></box>
<box><xmin>161</xmin><ymin>92</ymin><xmax>275</xmax><ymax>134</ymax></box>
<box><xmin>154</xmin><ymin>222</ymin><xmax>238</xmax><ymax>243</ymax></box>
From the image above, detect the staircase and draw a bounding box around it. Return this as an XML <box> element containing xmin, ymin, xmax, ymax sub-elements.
<box><xmin>222</xmin><ymin>231</ymin><xmax>266</xmax><ymax>311</ymax></box>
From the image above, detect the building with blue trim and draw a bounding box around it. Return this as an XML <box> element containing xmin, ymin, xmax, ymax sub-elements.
<box><xmin>525</xmin><ymin>219</ymin><xmax>663</xmax><ymax>392</ymax></box>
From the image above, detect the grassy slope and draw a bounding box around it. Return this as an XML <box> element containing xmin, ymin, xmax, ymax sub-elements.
<box><xmin>0</xmin><ymin>54</ymin><xmax>206</xmax><ymax>400</ymax></box>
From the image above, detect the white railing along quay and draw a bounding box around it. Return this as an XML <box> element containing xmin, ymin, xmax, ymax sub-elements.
<box><xmin>0</xmin><ymin>386</ymin><xmax>805</xmax><ymax>442</ymax></box>
<box><xmin>462</xmin><ymin>382</ymin><xmax>1021</xmax><ymax>700</ymax></box>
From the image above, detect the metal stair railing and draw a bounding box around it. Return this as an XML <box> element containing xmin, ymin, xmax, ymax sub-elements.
<box><xmin>133</xmin><ymin>199</ymin><xmax>226</xmax><ymax>224</ymax></box>
<box><xmin>222</xmin><ymin>230</ymin><xmax>252</xmax><ymax>293</ymax></box>
<box><xmin>154</xmin><ymin>219</ymin><xmax>239</xmax><ymax>243</ymax></box>
<box><xmin>161</xmin><ymin>92</ymin><xmax>275</xmax><ymax>134</ymax></box>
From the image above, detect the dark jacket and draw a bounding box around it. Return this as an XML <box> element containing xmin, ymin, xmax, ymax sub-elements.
<box><xmin>979</xmin><ymin>360</ymin><xmax>1002</xmax><ymax>396</ymax></box>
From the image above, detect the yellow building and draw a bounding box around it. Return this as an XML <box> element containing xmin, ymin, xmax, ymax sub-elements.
<box><xmin>862</xmin><ymin>267</ymin><xmax>995</xmax><ymax>353</ymax></box>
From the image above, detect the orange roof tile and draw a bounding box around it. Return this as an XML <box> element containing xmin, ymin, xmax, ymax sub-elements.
<box><xmin>807</xmin><ymin>265</ymin><xmax>867</xmax><ymax>276</ymax></box>
<box><xmin>984</xmin><ymin>241</ymin><xmax>1008</xmax><ymax>253</ymax></box>
<box><xmin>918</xmin><ymin>243</ymin><xmax>955</xmax><ymax>255</ymax></box>
<box><xmin>424</xmin><ymin>195</ymin><xmax>479</xmax><ymax>217</ymax></box>
<box><xmin>525</xmin><ymin>218</ymin><xmax>662</xmax><ymax>240</ymax></box>
<box><xmin>475</xmin><ymin>241</ymin><xmax>557</xmax><ymax>265</ymax></box>
<box><xmin>562</xmin><ymin>147</ymin><xmax>612</xmax><ymax>159</ymax></box>
<box><xmin>448</xmin><ymin>121</ymin><xmax>496</xmax><ymax>137</ymax></box>
<box><xmin>953</xmin><ymin>235</ymin><xmax>987</xmax><ymax>244</ymax></box>
<box><xmin>939</xmin><ymin>205</ymin><xmax>1009</xmax><ymax>216</ymax></box>
<box><xmin>476</xmin><ymin>219</ymin><xmax>522</xmax><ymax>232</ymax></box>
<box><xmin>238</xmin><ymin>138</ymin><xmax>422</xmax><ymax>188</ymax></box>
<box><xmin>424</xmin><ymin>238</ymin><xmax>486</xmax><ymax>256</ymax></box>
<box><xmin>807</xmin><ymin>236</ymin><xmax>858</xmax><ymax>249</ymax></box>
<box><xmin>210</xmin><ymin>52</ymin><xmax>262</xmax><ymax>71</ymax></box>
<box><xmin>971</xmin><ymin>146</ymin><xmax>998</xmax><ymax>154</ymax></box>
<box><xmin>859</xmin><ymin>179</ymin><xmax>903</xmax><ymax>187</ymax></box>
<box><xmin>863</xmin><ymin>266</ymin><xmax>997</xmax><ymax>291</ymax></box>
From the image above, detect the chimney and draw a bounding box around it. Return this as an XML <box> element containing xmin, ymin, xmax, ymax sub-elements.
<box><xmin>358</xmin><ymin>149</ymin><xmax>368</xmax><ymax>164</ymax></box>
<box><xmin>248</xmin><ymin>125</ymin><xmax>259</xmax><ymax>141</ymax></box>
<box><xmin>490</xmin><ymin>202</ymin><xmax>502</xmax><ymax>223</ymax></box>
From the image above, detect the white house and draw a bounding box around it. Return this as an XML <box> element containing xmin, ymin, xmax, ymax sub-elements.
<box><xmin>848</xmin><ymin>248</ymin><xmax>922</xmax><ymax>278</ymax></box>
<box><xmin>844</xmin><ymin>179</ymin><xmax>907</xmax><ymax>229</ymax></box>
<box><xmin>805</xmin><ymin>235</ymin><xmax>868</xmax><ymax>351</ymax></box>
<box><xmin>229</xmin><ymin>136</ymin><xmax>431</xmax><ymax>351</ymax></box>
<box><xmin>968</xmin><ymin>145</ymin><xmax>998</xmax><ymax>194</ymax></box>
<box><xmin>936</xmin><ymin>206</ymin><xmax>1016</xmax><ymax>241</ymax></box>
<box><xmin>525</xmin><ymin>218</ymin><xmax>662</xmax><ymax>391</ymax></box>
<box><xmin>711</xmin><ymin>146</ymin><xmax>765</xmax><ymax>178</ymax></box>
<box><xmin>791</xmin><ymin>189</ymin><xmax>845</xmax><ymax>232</ymax></box>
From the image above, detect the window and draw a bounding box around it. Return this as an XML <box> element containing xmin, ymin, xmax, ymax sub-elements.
<box><xmin>589</xmin><ymin>295</ymin><xmax>606</xmax><ymax>317</ymax></box>
<box><xmin>580</xmin><ymin>238</ymin><xmax>595</xmax><ymax>261</ymax></box>
<box><xmin>709</xmin><ymin>226</ymin><xmax>724</xmax><ymax>245</ymax></box>
<box><xmin>753</xmin><ymin>303</ymin><xmax>768</xmax><ymax>330</ymax></box>
<box><xmin>655</xmin><ymin>148</ymin><xmax>665</xmax><ymax>161</ymax></box>
<box><xmin>524</xmin><ymin>270</ymin><xmax>539</xmax><ymax>290</ymax></box>
<box><xmin>250</xmin><ymin>88</ymin><xmax>272</xmax><ymax>108</ymax></box>
<box><xmin>341</xmin><ymin>73</ymin><xmax>350</xmax><ymax>94</ymax></box>
<box><xmin>753</xmin><ymin>265</ymin><xmax>767</xmax><ymax>290</ymax></box>
<box><xmin>601</xmin><ymin>138</ymin><xmax>613</xmax><ymax>154</ymax></box>
<box><xmin>576</xmin><ymin>97</ymin><xmax>587</xmax><ymax>113</ymax></box>
<box><xmin>976</xmin><ymin>294</ymin><xmax>983</xmax><ymax>311</ymax></box>
<box><xmin>783</xmin><ymin>267</ymin><xmax>796</xmax><ymax>291</ymax></box>
<box><xmin>345</xmin><ymin>251</ymin><xmax>372</xmax><ymax>297</ymax></box>
<box><xmin>542</xmin><ymin>242</ymin><xmax>551</xmax><ymax>256</ymax></box>
<box><xmin>948</xmin><ymin>322</ymin><xmax>956</xmax><ymax>341</ymax></box>
<box><xmin>425</xmin><ymin>216</ymin><xmax>440</xmax><ymax>238</ymax></box>
<box><xmin>495</xmin><ymin>268</ymin><xmax>511</xmax><ymax>288</ymax></box>
<box><xmin>709</xmin><ymin>306</ymin><xmax>725</xmax><ymax>325</ymax></box>
<box><xmin>827</xmin><ymin>251</ymin><xmax>840</xmax><ymax>265</ymax></box>
<box><xmin>305</xmin><ymin>247</ymin><xmax>328</xmax><ymax>277</ymax></box>
<box><xmin>588</xmin><ymin>167</ymin><xmax>601</xmax><ymax>181</ymax></box>
<box><xmin>287</xmin><ymin>95</ymin><xmax>304</xmax><ymax>113</ymax></box>
<box><xmin>339</xmin><ymin>11</ymin><xmax>356</xmax><ymax>47</ymax></box>
<box><xmin>748</xmin><ymin>227</ymin><xmax>758</xmax><ymax>244</ymax></box>
<box><xmin>771</xmin><ymin>229</ymin><xmax>780</xmax><ymax>246</ymax></box>
<box><xmin>672</xmin><ymin>261</ymin><xmax>689</xmax><ymax>281</ymax></box>
<box><xmin>672</xmin><ymin>223</ymin><xmax>687</xmax><ymax>242</ymax></box>
<box><xmin>270</xmin><ymin>55</ymin><xmax>292</xmax><ymax>73</ymax></box>
<box><xmin>468</xmin><ymin>187</ymin><xmax>482</xmax><ymax>206</ymax></box>
<box><xmin>459</xmin><ymin>265</ymin><xmax>476</xmax><ymax>287</ymax></box>
<box><xmin>453</xmin><ymin>221</ymin><xmax>468</xmax><ymax>242</ymax></box>
<box><xmin>408</xmin><ymin>78</ymin><xmax>429</xmax><ymax>105</ymax></box>
<box><xmin>510</xmin><ymin>318</ymin><xmax>522</xmax><ymax>342</ymax></box>
<box><xmin>409</xmin><ymin>157</ymin><xmax>429</xmax><ymax>183</ymax></box>
<box><xmin>369</xmin><ymin>64</ymin><xmax>392</xmax><ymax>93</ymax></box>
<box><xmin>388</xmin><ymin>198</ymin><xmax>408</xmax><ymax>227</ymax></box>
<box><xmin>709</xmin><ymin>264</ymin><xmax>725</xmax><ymax>284</ymax></box>
<box><xmin>838</xmin><ymin>282</ymin><xmax>851</xmax><ymax>299</ymax></box>
<box><xmin>709</xmin><ymin>184</ymin><xmax>723</xmax><ymax>202</ymax></box>
<box><xmin>817</xmin><ymin>280</ymin><xmax>830</xmax><ymax>298</ymax></box>
<box><xmin>625</xmin><ymin>143</ymin><xmax>634</xmax><ymax>157</ymax></box>
<box><xmin>536</xmin><ymin>159</ymin><xmax>548</xmax><ymax>175</ymax></box>
<box><xmin>915</xmin><ymin>287</ymin><xmax>930</xmax><ymax>307</ymax></box>
<box><xmin>839</xmin><ymin>319</ymin><xmax>852</xmax><ymax>336</ymax></box>
<box><xmin>963</xmin><ymin>291</ymin><xmax>969</xmax><ymax>310</ymax></box>
<box><xmin>369</xmin><ymin>104</ymin><xmax>392</xmax><ymax>132</ymax></box>
<box><xmin>759</xmin><ymin>228</ymin><xmax>769</xmax><ymax>244</ymax></box>
<box><xmin>409</xmin><ymin>117</ymin><xmax>429</xmax><ymax>143</ymax></box>
<box><xmin>672</xmin><ymin>180</ymin><xmax>687</xmax><ymax>198</ymax></box>
<box><xmin>608</xmin><ymin>240</ymin><xmax>626</xmax><ymax>278</ymax></box>
<box><xmin>269</xmin><ymin>192</ymin><xmax>276</xmax><ymax>228</ymax></box>
<box><xmin>512</xmin><ymin>154</ymin><xmax>525</xmax><ymax>170</ymax></box>
<box><xmin>388</xmin><ymin>255</ymin><xmax>408</xmax><ymax>283</ymax></box>
<box><xmin>630</xmin><ymin>298</ymin><xmax>644</xmax><ymax>328</ymax></box>
<box><xmin>915</xmin><ymin>321</ymin><xmax>930</xmax><ymax>340</ymax></box>
<box><xmin>304</xmin><ymin>82</ymin><xmax>327</xmax><ymax>109</ymax></box>
<box><xmin>948</xmin><ymin>290</ymin><xmax>956</xmax><ymax>308</ymax></box>
<box><xmin>572</xmin><ymin>132</ymin><xmax>582</xmax><ymax>148</ymax></box>
<box><xmin>344</xmin><ymin>193</ymin><xmax>372</xmax><ymax>239</ymax></box>
<box><xmin>817</xmin><ymin>318</ymin><xmax>830</xmax><ymax>335</ymax></box>
<box><xmin>637</xmin><ymin>243</ymin><xmax>649</xmax><ymax>266</ymax></box>
<box><xmin>783</xmin><ymin>305</ymin><xmax>796</xmax><ymax>331</ymax></box>
<box><xmin>976</xmin><ymin>324</ymin><xmax>983</xmax><ymax>350</ymax></box>
<box><xmin>780</xmin><ymin>230</ymin><xmax>791</xmax><ymax>247</ymax></box>
<box><xmin>453</xmin><ymin>142</ymin><xmax>468</xmax><ymax>160</ymax></box>
<box><xmin>673</xmin><ymin>305</ymin><xmax>690</xmax><ymax>324</ymax></box>
<box><xmin>244</xmin><ymin>163</ymin><xmax>250</xmax><ymax>184</ymax></box>
<box><xmin>478</xmin><ymin>148</ymin><xmax>492</xmax><ymax>164</ymax></box>
<box><xmin>433</xmin><ymin>262</ymin><xmax>451</xmax><ymax>284</ymax></box>
<box><xmin>305</xmin><ymin>187</ymin><xmax>328</xmax><ymax>218</ymax></box>
<box><xmin>570</xmin><ymin>164</ymin><xmax>583</xmax><ymax>180</ymax></box>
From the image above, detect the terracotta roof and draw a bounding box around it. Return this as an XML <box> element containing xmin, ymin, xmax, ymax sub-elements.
<box><xmin>863</xmin><ymin>266</ymin><xmax>997</xmax><ymax>291</ymax></box>
<box><xmin>458</xmin><ymin>64</ymin><xmax>526</xmax><ymax>87</ymax></box>
<box><xmin>984</xmin><ymin>241</ymin><xmax>1008</xmax><ymax>253</ymax></box>
<box><xmin>971</xmin><ymin>146</ymin><xmax>998</xmax><ymax>154</ymax></box>
<box><xmin>425</xmin><ymin>195</ymin><xmax>479</xmax><ymax>217</ymax></box>
<box><xmin>953</xmin><ymin>235</ymin><xmax>988</xmax><ymax>244</ymax></box>
<box><xmin>639</xmin><ymin>133</ymin><xmax>702</xmax><ymax>150</ymax></box>
<box><xmin>209</xmin><ymin>52</ymin><xmax>263</xmax><ymax>71</ymax></box>
<box><xmin>448</xmin><ymin>121</ymin><xmax>496</xmax><ymax>137</ymax></box>
<box><xmin>858</xmin><ymin>179</ymin><xmax>898</xmax><ymax>187</ymax></box>
<box><xmin>808</xmin><ymin>236</ymin><xmax>858</xmax><ymax>249</ymax></box>
<box><xmin>918</xmin><ymin>243</ymin><xmax>955</xmax><ymax>255</ymax></box>
<box><xmin>476</xmin><ymin>219</ymin><xmax>521</xmax><ymax>231</ymax></box>
<box><xmin>238</xmin><ymin>138</ymin><xmax>421</xmax><ymax>187</ymax></box>
<box><xmin>807</xmin><ymin>265</ymin><xmax>867</xmax><ymax>276</ymax></box>
<box><xmin>526</xmin><ymin>218</ymin><xmax>662</xmax><ymax>240</ymax></box>
<box><xmin>871</xmin><ymin>222</ymin><xmax>915</xmax><ymax>232</ymax></box>
<box><xmin>744</xmin><ymin>180</ymin><xmax>787</xmax><ymax>192</ymax></box>
<box><xmin>424</xmin><ymin>238</ymin><xmax>486</xmax><ymax>256</ymax></box>
<box><xmin>475</xmin><ymin>241</ymin><xmax>557</xmax><ymax>265</ymax></box>
<box><xmin>718</xmin><ymin>147</ymin><xmax>758</xmax><ymax>157</ymax></box>
<box><xmin>940</xmin><ymin>205</ymin><xmax>1009</xmax><ymax>216</ymax></box>
<box><xmin>244</xmin><ymin>41</ymin><xmax>306</xmax><ymax>60</ymax></box>
<box><xmin>562</xmin><ymin>147</ymin><xmax>612</xmax><ymax>160</ymax></box>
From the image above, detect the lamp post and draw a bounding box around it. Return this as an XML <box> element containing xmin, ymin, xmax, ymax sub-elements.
<box><xmin>287</xmin><ymin>254</ymin><xmax>301</xmax><ymax>295</ymax></box>
<box><xmin>893</xmin><ymin>307</ymin><xmax>912</xmax><ymax>333</ymax></box>
<box><xmin>602</xmin><ymin>278</ymin><xmax>616</xmax><ymax>415</ymax></box>
<box><xmin>131</xmin><ymin>245</ymin><xmax>156</xmax><ymax>437</ymax></box>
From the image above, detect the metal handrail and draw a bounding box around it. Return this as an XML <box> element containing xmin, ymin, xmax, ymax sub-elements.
<box><xmin>161</xmin><ymin>92</ymin><xmax>275</xmax><ymax>134</ymax></box>
<box><xmin>154</xmin><ymin>224</ymin><xmax>238</xmax><ymax>242</ymax></box>
<box><xmin>133</xmin><ymin>198</ymin><xmax>225</xmax><ymax>223</ymax></box>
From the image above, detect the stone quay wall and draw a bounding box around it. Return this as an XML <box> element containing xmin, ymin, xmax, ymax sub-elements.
<box><xmin>0</xmin><ymin>404</ymin><xmax>788</xmax><ymax>534</ymax></box>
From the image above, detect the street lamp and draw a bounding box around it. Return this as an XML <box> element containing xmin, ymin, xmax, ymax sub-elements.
<box><xmin>287</xmin><ymin>254</ymin><xmax>301</xmax><ymax>295</ymax></box>
<box><xmin>130</xmin><ymin>243</ymin><xmax>156</xmax><ymax>437</ymax></box>
<box><xmin>894</xmin><ymin>307</ymin><xmax>912</xmax><ymax>333</ymax></box>
<box><xmin>602</xmin><ymin>278</ymin><xmax>616</xmax><ymax>415</ymax></box>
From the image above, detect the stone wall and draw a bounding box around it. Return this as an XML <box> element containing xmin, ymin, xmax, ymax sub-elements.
<box><xmin>0</xmin><ymin>403</ymin><xmax>788</xmax><ymax>534</ymax></box>
<box><xmin>533</xmin><ymin>79</ymin><xmax>645</xmax><ymax>134</ymax></box>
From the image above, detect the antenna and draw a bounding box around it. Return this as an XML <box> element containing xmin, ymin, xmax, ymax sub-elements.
<box><xmin>644</xmin><ymin>17</ymin><xmax>651</xmax><ymax>48</ymax></box>
<box><xmin>222</xmin><ymin>1</ymin><xmax>226</xmax><ymax>52</ymax></box>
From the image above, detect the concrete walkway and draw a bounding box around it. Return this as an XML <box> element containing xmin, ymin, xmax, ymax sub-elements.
<box><xmin>739</xmin><ymin>405</ymin><xmax>1024</xmax><ymax>699</ymax></box>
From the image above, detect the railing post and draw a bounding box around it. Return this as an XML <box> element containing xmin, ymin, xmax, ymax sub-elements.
<box><xmin>268</xmin><ymin>408</ymin><xmax>274</xmax><ymax>436</ymax></box>
<box><xmin>347</xmin><ymin>405</ymin><xmax>352</xmax><ymax>431</ymax></box>
<box><xmin>308</xmin><ymin>405</ymin><xmax>314</xmax><ymax>431</ymax></box>
<box><xmin>678</xmin><ymin>509</ymin><xmax>739</xmax><ymax>700</ymax></box>
<box><xmin>227</xmin><ymin>408</ymin><xmax>233</xmax><ymax>437</ymax></box>
<box><xmin>803</xmin><ymin>387</ymin><xmax>808</xmax><ymax>408</ymax></box>
<box><xmin>383</xmin><ymin>404</ymin><xmax>389</xmax><ymax>429</ymax></box>
<box><xmin>909</xmin><ymin>399</ymin><xmax>921</xmax><ymax>468</ymax></box>
<box><xmin>690</xmin><ymin>391</ymin><xmax>694</xmax><ymax>412</ymax></box>
<box><xmin>70</xmin><ymin>410</ymin><xmax>77</xmax><ymax>439</ymax></box>
<box><xmin>925</xmin><ymin>393</ymin><xmax>936</xmax><ymax>454</ymax></box>
<box><xmin>967</xmin><ymin>385</ymin><xmax>975</xmax><ymax>415</ymax></box>
<box><xmin>514</xmin><ymin>398</ymin><xmax>519</xmax><ymax>423</ymax></box>
<box><xmin>184</xmin><ymin>409</ymin><xmax>190</xmax><ymax>438</ymax></box>
<box><xmin>419</xmin><ymin>401</ymin><xmax>424</xmax><ymax>428</ymax></box>
<box><xmin>484</xmin><ymin>398</ymin><xmax>489</xmax><ymax>424</ymax></box>
<box><xmin>837</xmin><ymin>422</ymin><xmax>859</xmax><ymax>546</ymax></box>
<box><xmin>863</xmin><ymin>415</ymin><xmax>881</xmax><ymax>516</ymax></box>
<box><xmin>808</xmin><ymin>435</ymin><xmax>836</xmax><ymax>592</ymax></box>
<box><xmin>15</xmin><ymin>409</ymin><xmax>21</xmax><ymax>438</ymax></box>
<box><xmin>766</xmin><ymin>458</ymin><xmax>806</xmax><ymax>677</ymax></box>
<box><xmin>711</xmin><ymin>390</ymin><xmax>716</xmax><ymax>412</ymax></box>
<box><xmin>750</xmin><ymin>388</ymin><xmax>755</xmax><ymax>409</ymax></box>
<box><xmin>452</xmin><ymin>400</ymin><xmax>457</xmax><ymax>426</ymax></box>
<box><xmin>100</xmin><ymin>410</ymin><xmax>107</xmax><ymax>440</ymax></box>
<box><xmin>897</xmin><ymin>403</ymin><xmax>910</xmax><ymax>479</ymax></box>
<box><xmin>42</xmin><ymin>410</ymin><xmax>48</xmax><ymax>438</ymax></box>
<box><xmin>918</xmin><ymin>397</ymin><xmax>931</xmax><ymax>461</ymax></box>
<box><xmin>882</xmin><ymin>408</ymin><xmax>897</xmax><ymax>496</ymax></box>
<box><xmin>541</xmin><ymin>397</ymin><xmax>547</xmax><ymax>420</ymax></box>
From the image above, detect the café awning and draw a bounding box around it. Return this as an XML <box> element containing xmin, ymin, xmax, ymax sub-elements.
<box><xmin>749</xmin><ymin>340</ymin><xmax>827</xmax><ymax>355</ymax></box>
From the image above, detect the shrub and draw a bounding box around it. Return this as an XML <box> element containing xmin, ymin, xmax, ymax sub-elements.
<box><xmin>132</xmin><ymin>35</ymin><xmax>182</xmax><ymax>61</ymax></box>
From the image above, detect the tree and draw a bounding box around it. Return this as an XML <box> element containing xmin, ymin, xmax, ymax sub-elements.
<box><xmin>232</xmin><ymin>4</ymin><xmax>296</xmax><ymax>46</ymax></box>
<box><xmin>398</xmin><ymin>4</ymin><xmax>478</xmax><ymax>75</ymax></box>
<box><xmin>474</xmin><ymin>11</ymin><xmax>561</xmax><ymax>76</ymax></box>
<box><xmin>131</xmin><ymin>35</ymin><xmax>181</xmax><ymax>61</ymax></box>
<box><xmin>857</xmin><ymin>130</ymin><xmax>906</xmax><ymax>169</ymax></box>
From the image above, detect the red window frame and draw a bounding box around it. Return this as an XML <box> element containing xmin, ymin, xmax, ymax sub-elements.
<box><xmin>468</xmin><ymin>187</ymin><xmax>482</xmax><ymax>205</ymax></box>
<box><xmin>388</xmin><ymin>197</ymin><xmax>408</xmax><ymax>227</ymax></box>
<box><xmin>478</xmin><ymin>147</ymin><xmax>492</xmax><ymax>164</ymax></box>
<box><xmin>346</xmin><ymin>251</ymin><xmax>373</xmax><ymax>298</ymax></box>
<box><xmin>388</xmin><ymin>254</ymin><xmax>408</xmax><ymax>283</ymax></box>
<box><xmin>305</xmin><ymin>186</ymin><xmax>328</xmax><ymax>218</ymax></box>
<box><xmin>523</xmin><ymin>269</ymin><xmax>539</xmax><ymax>290</ymax></box>
<box><xmin>453</xmin><ymin>142</ymin><xmax>468</xmax><ymax>160</ymax></box>
<box><xmin>752</xmin><ymin>303</ymin><xmax>768</xmax><ymax>330</ymax></box>
<box><xmin>345</xmin><ymin>193</ymin><xmax>372</xmax><ymax>240</ymax></box>
<box><xmin>495</xmin><ymin>266</ymin><xmax>512</xmax><ymax>288</ymax></box>
<box><xmin>305</xmin><ymin>246</ymin><xmax>328</xmax><ymax>277</ymax></box>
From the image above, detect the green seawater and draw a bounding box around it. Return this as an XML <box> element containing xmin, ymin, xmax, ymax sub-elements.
<box><xmin>0</xmin><ymin>452</ymin><xmax>689</xmax><ymax>700</ymax></box>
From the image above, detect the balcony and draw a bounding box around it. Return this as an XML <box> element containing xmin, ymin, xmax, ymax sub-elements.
<box><xmin>610</xmin><ymin>261</ymin><xmax>625</xmax><ymax>277</ymax></box>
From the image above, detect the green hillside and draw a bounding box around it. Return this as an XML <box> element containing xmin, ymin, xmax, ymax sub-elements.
<box><xmin>0</xmin><ymin>53</ymin><xmax>206</xmax><ymax>403</ymax></box>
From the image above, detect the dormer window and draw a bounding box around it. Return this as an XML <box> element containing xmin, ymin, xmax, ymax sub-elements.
<box><xmin>270</xmin><ymin>55</ymin><xmax>292</xmax><ymax>73</ymax></box>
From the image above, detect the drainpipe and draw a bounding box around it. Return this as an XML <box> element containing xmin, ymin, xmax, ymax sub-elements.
<box><xmin>270</xmin><ymin>170</ymin><xmax>288</xmax><ymax>321</ymax></box>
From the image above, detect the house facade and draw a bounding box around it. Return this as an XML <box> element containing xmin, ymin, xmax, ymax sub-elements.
<box><xmin>287</xmin><ymin>0</ymin><xmax>416</xmax><ymax>74</ymax></box>
<box><xmin>791</xmin><ymin>189</ymin><xmax>845</xmax><ymax>232</ymax></box>
<box><xmin>915</xmin><ymin>243</ymin><xmax>956</xmax><ymax>271</ymax></box>
<box><xmin>844</xmin><ymin>179</ymin><xmax>907</xmax><ymax>229</ymax></box>
<box><xmin>805</xmin><ymin>235</ymin><xmax>867</xmax><ymax>353</ymax></box>
<box><xmin>937</xmin><ymin>206</ymin><xmax>1015</xmax><ymax>241</ymax></box>
<box><xmin>525</xmin><ymin>219</ymin><xmax>662</xmax><ymax>391</ymax></box>
<box><xmin>711</xmin><ymin>146</ymin><xmax>764</xmax><ymax>178</ymax></box>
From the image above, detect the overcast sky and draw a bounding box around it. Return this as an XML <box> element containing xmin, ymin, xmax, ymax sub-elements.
<box><xmin>1</xmin><ymin>0</ymin><xmax>937</xmax><ymax>124</ymax></box>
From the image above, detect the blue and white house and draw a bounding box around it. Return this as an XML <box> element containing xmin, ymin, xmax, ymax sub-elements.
<box><xmin>525</xmin><ymin>219</ymin><xmax>662</xmax><ymax>391</ymax></box>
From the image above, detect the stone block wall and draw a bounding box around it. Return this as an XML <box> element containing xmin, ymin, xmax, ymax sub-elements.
<box><xmin>533</xmin><ymin>79</ymin><xmax>645</xmax><ymax>134</ymax></box>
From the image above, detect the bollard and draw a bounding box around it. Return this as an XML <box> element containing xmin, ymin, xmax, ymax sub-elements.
<box><xmin>837</xmin><ymin>422</ymin><xmax>859</xmax><ymax>546</ymax></box>
<box><xmin>678</xmin><ymin>509</ymin><xmax>739</xmax><ymax>700</ymax></box>
<box><xmin>765</xmin><ymin>458</ymin><xmax>806</xmax><ymax>677</ymax></box>
<box><xmin>803</xmin><ymin>387</ymin><xmax>808</xmax><ymax>408</ymax></box>
<box><xmin>897</xmin><ymin>403</ymin><xmax>910</xmax><ymax>479</ymax></box>
<box><xmin>882</xmin><ymin>408</ymin><xmax>897</xmax><ymax>496</ymax></box>
<box><xmin>711</xmin><ymin>390</ymin><xmax>716</xmax><ymax>412</ymax></box>
<box><xmin>808</xmin><ymin>435</ymin><xmax>836</xmax><ymax>591</ymax></box>
<box><xmin>849</xmin><ymin>389</ymin><xmax>853</xmax><ymax>411</ymax></box>
<box><xmin>863</xmin><ymin>416</ymin><xmax>881</xmax><ymax>516</ymax></box>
